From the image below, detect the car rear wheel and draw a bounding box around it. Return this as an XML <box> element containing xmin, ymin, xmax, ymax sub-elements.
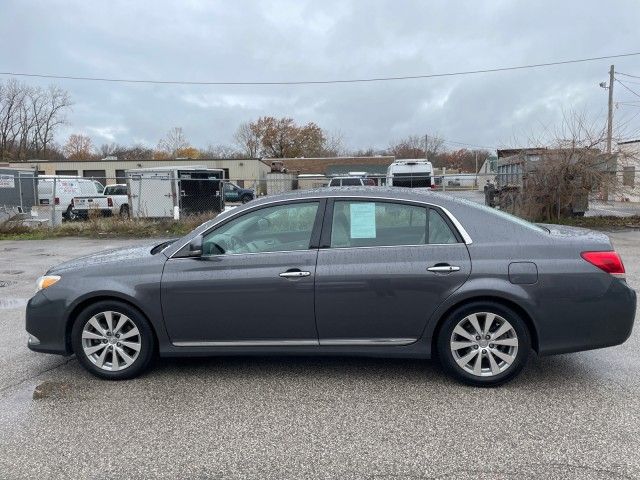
<box><xmin>436</xmin><ymin>302</ymin><xmax>530</xmax><ymax>387</ymax></box>
<box><xmin>240</xmin><ymin>194</ymin><xmax>252</xmax><ymax>204</ymax></box>
<box><xmin>71</xmin><ymin>301</ymin><xmax>154</xmax><ymax>380</ymax></box>
<box><xmin>119</xmin><ymin>204</ymin><xmax>130</xmax><ymax>217</ymax></box>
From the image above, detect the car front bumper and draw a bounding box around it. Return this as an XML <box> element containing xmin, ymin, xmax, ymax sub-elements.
<box><xmin>25</xmin><ymin>291</ymin><xmax>70</xmax><ymax>355</ymax></box>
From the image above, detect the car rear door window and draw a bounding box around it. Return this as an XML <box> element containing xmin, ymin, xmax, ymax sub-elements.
<box><xmin>330</xmin><ymin>200</ymin><xmax>427</xmax><ymax>248</ymax></box>
<box><xmin>428</xmin><ymin>208</ymin><xmax>459</xmax><ymax>244</ymax></box>
<box><xmin>203</xmin><ymin>201</ymin><xmax>320</xmax><ymax>255</ymax></box>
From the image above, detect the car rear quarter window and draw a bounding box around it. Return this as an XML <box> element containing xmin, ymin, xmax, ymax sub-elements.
<box><xmin>429</xmin><ymin>208</ymin><xmax>458</xmax><ymax>244</ymax></box>
<box><xmin>330</xmin><ymin>200</ymin><xmax>427</xmax><ymax>248</ymax></box>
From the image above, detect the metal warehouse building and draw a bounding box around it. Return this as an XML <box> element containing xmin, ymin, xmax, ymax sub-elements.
<box><xmin>6</xmin><ymin>158</ymin><xmax>271</xmax><ymax>189</ymax></box>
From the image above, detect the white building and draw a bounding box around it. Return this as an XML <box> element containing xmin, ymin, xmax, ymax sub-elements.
<box><xmin>616</xmin><ymin>140</ymin><xmax>640</xmax><ymax>202</ymax></box>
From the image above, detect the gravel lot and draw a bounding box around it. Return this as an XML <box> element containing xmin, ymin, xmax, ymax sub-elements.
<box><xmin>0</xmin><ymin>234</ymin><xmax>639</xmax><ymax>479</ymax></box>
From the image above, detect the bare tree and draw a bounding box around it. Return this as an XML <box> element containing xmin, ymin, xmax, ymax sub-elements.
<box><xmin>388</xmin><ymin>133</ymin><xmax>444</xmax><ymax>160</ymax></box>
<box><xmin>158</xmin><ymin>127</ymin><xmax>189</xmax><ymax>157</ymax></box>
<box><xmin>234</xmin><ymin>122</ymin><xmax>260</xmax><ymax>158</ymax></box>
<box><xmin>99</xmin><ymin>143</ymin><xmax>119</xmax><ymax>158</ymax></box>
<box><xmin>64</xmin><ymin>133</ymin><xmax>94</xmax><ymax>160</ymax></box>
<box><xmin>204</xmin><ymin>143</ymin><xmax>242</xmax><ymax>158</ymax></box>
<box><xmin>34</xmin><ymin>86</ymin><xmax>72</xmax><ymax>159</ymax></box>
<box><xmin>497</xmin><ymin>110</ymin><xmax>619</xmax><ymax>221</ymax></box>
<box><xmin>0</xmin><ymin>79</ymin><xmax>24</xmax><ymax>159</ymax></box>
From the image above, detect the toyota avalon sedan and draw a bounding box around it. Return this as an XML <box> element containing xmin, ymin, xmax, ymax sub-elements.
<box><xmin>26</xmin><ymin>188</ymin><xmax>636</xmax><ymax>386</ymax></box>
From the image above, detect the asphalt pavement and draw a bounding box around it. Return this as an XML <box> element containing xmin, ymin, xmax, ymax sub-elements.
<box><xmin>0</xmin><ymin>235</ymin><xmax>639</xmax><ymax>479</ymax></box>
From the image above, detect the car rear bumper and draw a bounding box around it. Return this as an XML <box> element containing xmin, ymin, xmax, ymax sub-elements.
<box><xmin>25</xmin><ymin>291</ymin><xmax>70</xmax><ymax>355</ymax></box>
<box><xmin>537</xmin><ymin>278</ymin><xmax>636</xmax><ymax>356</ymax></box>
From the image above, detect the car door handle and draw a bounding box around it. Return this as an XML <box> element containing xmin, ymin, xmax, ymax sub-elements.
<box><xmin>279</xmin><ymin>270</ymin><xmax>311</xmax><ymax>278</ymax></box>
<box><xmin>427</xmin><ymin>265</ymin><xmax>461</xmax><ymax>273</ymax></box>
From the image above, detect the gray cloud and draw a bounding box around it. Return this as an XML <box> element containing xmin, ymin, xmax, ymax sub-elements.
<box><xmin>2</xmin><ymin>0</ymin><xmax>640</xmax><ymax>151</ymax></box>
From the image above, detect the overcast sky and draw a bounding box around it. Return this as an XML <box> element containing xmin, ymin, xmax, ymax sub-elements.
<box><xmin>3</xmin><ymin>0</ymin><xmax>640</xmax><ymax>152</ymax></box>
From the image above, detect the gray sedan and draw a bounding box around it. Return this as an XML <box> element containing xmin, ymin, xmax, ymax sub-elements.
<box><xmin>26</xmin><ymin>188</ymin><xmax>636</xmax><ymax>386</ymax></box>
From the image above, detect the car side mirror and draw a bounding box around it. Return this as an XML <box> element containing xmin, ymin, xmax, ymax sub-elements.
<box><xmin>188</xmin><ymin>236</ymin><xmax>203</xmax><ymax>257</ymax></box>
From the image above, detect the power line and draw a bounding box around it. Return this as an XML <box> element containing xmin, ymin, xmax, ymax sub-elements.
<box><xmin>615</xmin><ymin>79</ymin><xmax>640</xmax><ymax>99</ymax></box>
<box><xmin>1</xmin><ymin>52</ymin><xmax>640</xmax><ymax>86</ymax></box>
<box><xmin>440</xmin><ymin>138</ymin><xmax>495</xmax><ymax>150</ymax></box>
<box><xmin>616</xmin><ymin>71</ymin><xmax>640</xmax><ymax>79</ymax></box>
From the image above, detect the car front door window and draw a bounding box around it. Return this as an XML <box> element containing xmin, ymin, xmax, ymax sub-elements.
<box><xmin>203</xmin><ymin>202</ymin><xmax>320</xmax><ymax>255</ymax></box>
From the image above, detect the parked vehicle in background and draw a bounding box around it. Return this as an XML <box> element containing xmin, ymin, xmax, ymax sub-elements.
<box><xmin>387</xmin><ymin>159</ymin><xmax>433</xmax><ymax>187</ymax></box>
<box><xmin>126</xmin><ymin>166</ymin><xmax>225</xmax><ymax>219</ymax></box>
<box><xmin>433</xmin><ymin>173</ymin><xmax>477</xmax><ymax>189</ymax></box>
<box><xmin>71</xmin><ymin>184</ymin><xmax>130</xmax><ymax>219</ymax></box>
<box><xmin>37</xmin><ymin>176</ymin><xmax>104</xmax><ymax>220</ymax></box>
<box><xmin>328</xmin><ymin>176</ymin><xmax>375</xmax><ymax>187</ymax></box>
<box><xmin>26</xmin><ymin>188</ymin><xmax>636</xmax><ymax>386</ymax></box>
<box><xmin>486</xmin><ymin>149</ymin><xmax>590</xmax><ymax>217</ymax></box>
<box><xmin>223</xmin><ymin>182</ymin><xmax>254</xmax><ymax>203</ymax></box>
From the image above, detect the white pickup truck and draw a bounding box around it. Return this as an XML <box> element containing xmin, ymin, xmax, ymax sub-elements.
<box><xmin>71</xmin><ymin>184</ymin><xmax>129</xmax><ymax>219</ymax></box>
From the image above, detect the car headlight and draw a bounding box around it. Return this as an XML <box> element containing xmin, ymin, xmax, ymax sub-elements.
<box><xmin>36</xmin><ymin>275</ymin><xmax>61</xmax><ymax>292</ymax></box>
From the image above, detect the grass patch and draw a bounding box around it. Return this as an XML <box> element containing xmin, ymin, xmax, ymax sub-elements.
<box><xmin>0</xmin><ymin>212</ymin><xmax>217</xmax><ymax>240</ymax></box>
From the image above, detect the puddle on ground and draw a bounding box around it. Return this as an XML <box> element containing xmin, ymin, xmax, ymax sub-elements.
<box><xmin>0</xmin><ymin>298</ymin><xmax>28</xmax><ymax>309</ymax></box>
<box><xmin>32</xmin><ymin>381</ymin><xmax>72</xmax><ymax>400</ymax></box>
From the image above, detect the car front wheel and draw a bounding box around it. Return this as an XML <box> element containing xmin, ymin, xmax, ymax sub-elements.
<box><xmin>71</xmin><ymin>301</ymin><xmax>154</xmax><ymax>380</ymax></box>
<box><xmin>437</xmin><ymin>302</ymin><xmax>530</xmax><ymax>387</ymax></box>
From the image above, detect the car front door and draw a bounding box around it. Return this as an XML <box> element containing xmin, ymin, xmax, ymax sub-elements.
<box><xmin>224</xmin><ymin>183</ymin><xmax>240</xmax><ymax>202</ymax></box>
<box><xmin>314</xmin><ymin>199</ymin><xmax>471</xmax><ymax>344</ymax></box>
<box><xmin>161</xmin><ymin>200</ymin><xmax>325</xmax><ymax>345</ymax></box>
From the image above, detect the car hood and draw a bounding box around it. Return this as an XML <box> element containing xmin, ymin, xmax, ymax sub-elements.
<box><xmin>47</xmin><ymin>243</ymin><xmax>159</xmax><ymax>274</ymax></box>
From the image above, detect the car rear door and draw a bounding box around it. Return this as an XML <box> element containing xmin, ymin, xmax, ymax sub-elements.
<box><xmin>314</xmin><ymin>198</ymin><xmax>471</xmax><ymax>344</ymax></box>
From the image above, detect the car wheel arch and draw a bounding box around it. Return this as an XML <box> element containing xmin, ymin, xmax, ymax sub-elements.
<box><xmin>65</xmin><ymin>294</ymin><xmax>159</xmax><ymax>355</ymax></box>
<box><xmin>428</xmin><ymin>295</ymin><xmax>539</xmax><ymax>355</ymax></box>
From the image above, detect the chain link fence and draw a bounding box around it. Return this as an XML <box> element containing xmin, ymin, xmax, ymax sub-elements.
<box><xmin>1</xmin><ymin>169</ymin><xmax>640</xmax><ymax>231</ymax></box>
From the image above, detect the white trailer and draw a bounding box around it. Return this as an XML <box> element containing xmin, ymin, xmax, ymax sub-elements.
<box><xmin>387</xmin><ymin>159</ymin><xmax>433</xmax><ymax>187</ymax></box>
<box><xmin>126</xmin><ymin>166</ymin><xmax>225</xmax><ymax>219</ymax></box>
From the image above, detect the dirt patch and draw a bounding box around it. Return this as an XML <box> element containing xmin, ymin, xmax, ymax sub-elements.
<box><xmin>32</xmin><ymin>381</ymin><xmax>72</xmax><ymax>400</ymax></box>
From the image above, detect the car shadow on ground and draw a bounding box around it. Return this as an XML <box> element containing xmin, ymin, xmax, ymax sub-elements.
<box><xmin>138</xmin><ymin>351</ymin><xmax>606</xmax><ymax>390</ymax></box>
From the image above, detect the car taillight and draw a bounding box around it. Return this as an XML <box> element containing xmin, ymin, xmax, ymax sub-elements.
<box><xmin>54</xmin><ymin>197</ymin><xmax>60</xmax><ymax>205</ymax></box>
<box><xmin>581</xmin><ymin>251</ymin><xmax>625</xmax><ymax>276</ymax></box>
<box><xmin>107</xmin><ymin>197</ymin><xmax>113</xmax><ymax>207</ymax></box>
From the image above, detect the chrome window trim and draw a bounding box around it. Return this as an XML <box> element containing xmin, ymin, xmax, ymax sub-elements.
<box><xmin>172</xmin><ymin>338</ymin><xmax>416</xmax><ymax>347</ymax></box>
<box><xmin>168</xmin><ymin>194</ymin><xmax>472</xmax><ymax>258</ymax></box>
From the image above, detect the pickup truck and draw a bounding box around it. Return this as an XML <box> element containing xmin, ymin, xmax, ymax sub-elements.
<box><xmin>71</xmin><ymin>184</ymin><xmax>130</xmax><ymax>219</ymax></box>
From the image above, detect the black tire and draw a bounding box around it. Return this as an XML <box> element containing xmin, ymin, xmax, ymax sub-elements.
<box><xmin>240</xmin><ymin>194</ymin><xmax>252</xmax><ymax>204</ymax></box>
<box><xmin>436</xmin><ymin>301</ymin><xmax>531</xmax><ymax>387</ymax></box>
<box><xmin>71</xmin><ymin>300</ymin><xmax>155</xmax><ymax>380</ymax></box>
<box><xmin>64</xmin><ymin>205</ymin><xmax>76</xmax><ymax>221</ymax></box>
<box><xmin>119</xmin><ymin>204</ymin><xmax>130</xmax><ymax>218</ymax></box>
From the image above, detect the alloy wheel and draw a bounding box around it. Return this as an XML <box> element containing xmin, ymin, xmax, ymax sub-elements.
<box><xmin>449</xmin><ymin>312</ymin><xmax>519</xmax><ymax>377</ymax></box>
<box><xmin>81</xmin><ymin>311</ymin><xmax>141</xmax><ymax>371</ymax></box>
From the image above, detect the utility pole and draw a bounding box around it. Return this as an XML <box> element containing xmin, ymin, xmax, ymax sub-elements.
<box><xmin>474</xmin><ymin>151</ymin><xmax>478</xmax><ymax>188</ymax></box>
<box><xmin>424</xmin><ymin>134</ymin><xmax>428</xmax><ymax>160</ymax></box>
<box><xmin>606</xmin><ymin>64</ymin><xmax>614</xmax><ymax>154</ymax></box>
